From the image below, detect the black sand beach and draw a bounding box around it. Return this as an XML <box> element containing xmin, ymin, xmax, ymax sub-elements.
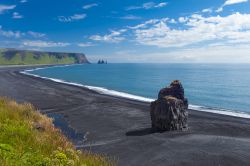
<box><xmin>1</xmin><ymin>66</ymin><xmax>250</xmax><ymax>166</ymax></box>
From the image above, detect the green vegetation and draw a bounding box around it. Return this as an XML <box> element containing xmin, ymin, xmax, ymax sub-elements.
<box><xmin>0</xmin><ymin>52</ymin><xmax>75</xmax><ymax>65</ymax></box>
<box><xmin>0</xmin><ymin>49</ymin><xmax>88</xmax><ymax>65</ymax></box>
<box><xmin>0</xmin><ymin>97</ymin><xmax>113</xmax><ymax>166</ymax></box>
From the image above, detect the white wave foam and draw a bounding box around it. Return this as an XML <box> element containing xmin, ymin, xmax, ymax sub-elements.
<box><xmin>189</xmin><ymin>105</ymin><xmax>250</xmax><ymax>119</ymax></box>
<box><xmin>24</xmin><ymin>64</ymin><xmax>80</xmax><ymax>72</ymax></box>
<box><xmin>20</xmin><ymin>67</ymin><xmax>250</xmax><ymax>119</ymax></box>
<box><xmin>86</xmin><ymin>85</ymin><xmax>154</xmax><ymax>102</ymax></box>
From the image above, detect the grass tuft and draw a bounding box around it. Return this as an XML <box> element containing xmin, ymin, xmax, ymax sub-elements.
<box><xmin>0</xmin><ymin>97</ymin><xmax>114</xmax><ymax>166</ymax></box>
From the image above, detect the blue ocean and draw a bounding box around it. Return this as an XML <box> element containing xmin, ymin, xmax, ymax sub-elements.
<box><xmin>25</xmin><ymin>64</ymin><xmax>250</xmax><ymax>118</ymax></box>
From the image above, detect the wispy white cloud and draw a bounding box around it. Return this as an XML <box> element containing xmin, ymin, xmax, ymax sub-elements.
<box><xmin>20</xmin><ymin>0</ymin><xmax>27</xmax><ymax>3</ymax></box>
<box><xmin>216</xmin><ymin>7</ymin><xmax>224</xmax><ymax>13</ymax></box>
<box><xmin>23</xmin><ymin>40</ymin><xmax>70</xmax><ymax>48</ymax></box>
<box><xmin>90</xmin><ymin>29</ymin><xmax>127</xmax><ymax>43</ymax></box>
<box><xmin>0</xmin><ymin>26</ymin><xmax>24</xmax><ymax>38</ymax></box>
<box><xmin>128</xmin><ymin>19</ymin><xmax>165</xmax><ymax>29</ymax></box>
<box><xmin>154</xmin><ymin>2</ymin><xmax>168</xmax><ymax>8</ymax></box>
<box><xmin>12</xmin><ymin>12</ymin><xmax>23</xmax><ymax>19</ymax></box>
<box><xmin>27</xmin><ymin>31</ymin><xmax>46</xmax><ymax>38</ymax></box>
<box><xmin>202</xmin><ymin>8</ymin><xmax>213</xmax><ymax>13</ymax></box>
<box><xmin>132</xmin><ymin>12</ymin><xmax>250</xmax><ymax>48</ymax></box>
<box><xmin>78</xmin><ymin>42</ymin><xmax>95</xmax><ymax>47</ymax></box>
<box><xmin>119</xmin><ymin>15</ymin><xmax>142</xmax><ymax>20</ymax></box>
<box><xmin>224</xmin><ymin>0</ymin><xmax>248</xmax><ymax>5</ymax></box>
<box><xmin>70</xmin><ymin>14</ymin><xmax>86</xmax><ymax>20</ymax></box>
<box><xmin>126</xmin><ymin>2</ymin><xmax>167</xmax><ymax>10</ymax></box>
<box><xmin>0</xmin><ymin>5</ymin><xmax>16</xmax><ymax>14</ymax></box>
<box><xmin>83</xmin><ymin>3</ymin><xmax>98</xmax><ymax>10</ymax></box>
<box><xmin>217</xmin><ymin>0</ymin><xmax>248</xmax><ymax>12</ymax></box>
<box><xmin>58</xmin><ymin>14</ymin><xmax>86</xmax><ymax>22</ymax></box>
<box><xmin>0</xmin><ymin>26</ymin><xmax>47</xmax><ymax>40</ymax></box>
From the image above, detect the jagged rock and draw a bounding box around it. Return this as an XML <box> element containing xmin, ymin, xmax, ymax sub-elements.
<box><xmin>150</xmin><ymin>80</ymin><xmax>188</xmax><ymax>131</ymax></box>
<box><xmin>97</xmin><ymin>59</ymin><xmax>107</xmax><ymax>64</ymax></box>
<box><xmin>158</xmin><ymin>80</ymin><xmax>184</xmax><ymax>100</ymax></box>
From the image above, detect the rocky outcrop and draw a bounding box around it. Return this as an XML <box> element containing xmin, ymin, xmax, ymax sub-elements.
<box><xmin>97</xmin><ymin>59</ymin><xmax>107</xmax><ymax>64</ymax></box>
<box><xmin>150</xmin><ymin>80</ymin><xmax>188</xmax><ymax>131</ymax></box>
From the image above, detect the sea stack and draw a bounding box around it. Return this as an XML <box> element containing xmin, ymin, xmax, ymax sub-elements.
<box><xmin>150</xmin><ymin>80</ymin><xmax>188</xmax><ymax>131</ymax></box>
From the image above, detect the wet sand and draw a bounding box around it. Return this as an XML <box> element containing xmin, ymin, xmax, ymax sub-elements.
<box><xmin>1</xmin><ymin>66</ymin><xmax>250</xmax><ymax>166</ymax></box>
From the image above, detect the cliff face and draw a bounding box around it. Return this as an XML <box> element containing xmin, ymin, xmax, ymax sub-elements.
<box><xmin>0</xmin><ymin>48</ymin><xmax>89</xmax><ymax>65</ymax></box>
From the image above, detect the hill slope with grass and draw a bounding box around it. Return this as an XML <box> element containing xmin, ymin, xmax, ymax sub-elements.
<box><xmin>0</xmin><ymin>49</ymin><xmax>89</xmax><ymax>65</ymax></box>
<box><xmin>0</xmin><ymin>97</ymin><xmax>112</xmax><ymax>166</ymax></box>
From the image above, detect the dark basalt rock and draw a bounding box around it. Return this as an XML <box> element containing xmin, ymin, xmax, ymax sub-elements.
<box><xmin>158</xmin><ymin>80</ymin><xmax>185</xmax><ymax>100</ymax></box>
<box><xmin>97</xmin><ymin>59</ymin><xmax>107</xmax><ymax>64</ymax></box>
<box><xmin>150</xmin><ymin>80</ymin><xmax>188</xmax><ymax>131</ymax></box>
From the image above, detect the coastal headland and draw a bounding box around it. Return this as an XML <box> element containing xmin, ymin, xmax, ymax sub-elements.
<box><xmin>0</xmin><ymin>48</ymin><xmax>89</xmax><ymax>65</ymax></box>
<box><xmin>1</xmin><ymin>66</ymin><xmax>250</xmax><ymax>166</ymax></box>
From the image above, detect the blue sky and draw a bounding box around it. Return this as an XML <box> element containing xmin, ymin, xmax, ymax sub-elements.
<box><xmin>1</xmin><ymin>0</ymin><xmax>250</xmax><ymax>63</ymax></box>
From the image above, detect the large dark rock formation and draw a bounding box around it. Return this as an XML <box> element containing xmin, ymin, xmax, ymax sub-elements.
<box><xmin>150</xmin><ymin>80</ymin><xmax>188</xmax><ymax>131</ymax></box>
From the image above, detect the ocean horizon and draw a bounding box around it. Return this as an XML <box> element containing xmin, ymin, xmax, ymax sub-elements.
<box><xmin>23</xmin><ymin>63</ymin><xmax>250</xmax><ymax>119</ymax></box>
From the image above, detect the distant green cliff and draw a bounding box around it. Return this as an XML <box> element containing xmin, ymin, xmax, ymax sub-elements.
<box><xmin>0</xmin><ymin>48</ymin><xmax>89</xmax><ymax>65</ymax></box>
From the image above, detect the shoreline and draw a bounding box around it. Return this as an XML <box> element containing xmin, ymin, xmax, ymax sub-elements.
<box><xmin>21</xmin><ymin>64</ymin><xmax>250</xmax><ymax>119</ymax></box>
<box><xmin>1</xmin><ymin>65</ymin><xmax>250</xmax><ymax>165</ymax></box>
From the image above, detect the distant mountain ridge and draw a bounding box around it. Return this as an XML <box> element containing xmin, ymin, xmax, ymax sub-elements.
<box><xmin>0</xmin><ymin>48</ymin><xmax>89</xmax><ymax>65</ymax></box>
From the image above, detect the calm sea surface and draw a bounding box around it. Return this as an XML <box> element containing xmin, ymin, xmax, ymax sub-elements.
<box><xmin>28</xmin><ymin>64</ymin><xmax>250</xmax><ymax>114</ymax></box>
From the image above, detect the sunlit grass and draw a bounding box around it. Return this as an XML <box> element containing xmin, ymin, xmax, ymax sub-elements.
<box><xmin>0</xmin><ymin>53</ymin><xmax>76</xmax><ymax>65</ymax></box>
<box><xmin>0</xmin><ymin>97</ymin><xmax>114</xmax><ymax>166</ymax></box>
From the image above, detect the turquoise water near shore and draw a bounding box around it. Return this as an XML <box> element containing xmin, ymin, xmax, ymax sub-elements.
<box><xmin>26</xmin><ymin>64</ymin><xmax>250</xmax><ymax>117</ymax></box>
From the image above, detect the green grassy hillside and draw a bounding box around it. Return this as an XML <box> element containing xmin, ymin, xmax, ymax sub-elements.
<box><xmin>0</xmin><ymin>49</ymin><xmax>89</xmax><ymax>65</ymax></box>
<box><xmin>0</xmin><ymin>97</ymin><xmax>113</xmax><ymax>166</ymax></box>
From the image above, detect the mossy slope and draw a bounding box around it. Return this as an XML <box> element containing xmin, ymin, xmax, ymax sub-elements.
<box><xmin>0</xmin><ymin>97</ymin><xmax>112</xmax><ymax>166</ymax></box>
